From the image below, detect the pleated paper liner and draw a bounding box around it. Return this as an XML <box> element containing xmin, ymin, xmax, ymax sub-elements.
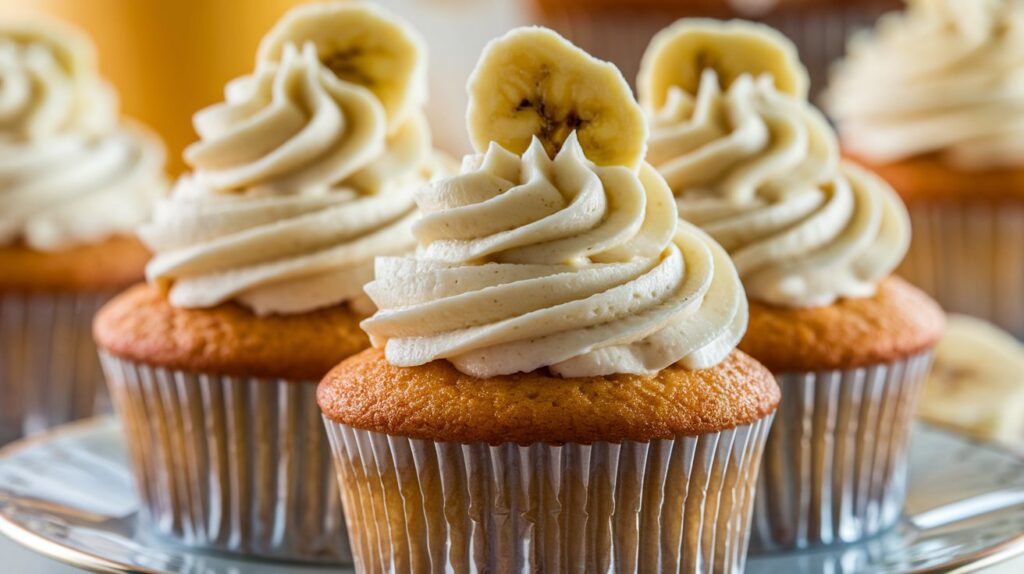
<box><xmin>0</xmin><ymin>291</ymin><xmax>112</xmax><ymax>445</ymax></box>
<box><xmin>900</xmin><ymin>198</ymin><xmax>1024</xmax><ymax>337</ymax></box>
<box><xmin>751</xmin><ymin>352</ymin><xmax>934</xmax><ymax>551</ymax></box>
<box><xmin>325</xmin><ymin>414</ymin><xmax>774</xmax><ymax>574</ymax></box>
<box><xmin>98</xmin><ymin>353</ymin><xmax>352</xmax><ymax>564</ymax></box>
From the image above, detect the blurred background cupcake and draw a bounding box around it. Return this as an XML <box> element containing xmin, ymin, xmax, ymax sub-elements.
<box><xmin>319</xmin><ymin>27</ymin><xmax>779</xmax><ymax>573</ymax></box>
<box><xmin>0</xmin><ymin>20</ymin><xmax>166</xmax><ymax>445</ymax></box>
<box><xmin>826</xmin><ymin>0</ymin><xmax>1024</xmax><ymax>335</ymax></box>
<box><xmin>92</xmin><ymin>1</ymin><xmax>437</xmax><ymax>563</ymax></box>
<box><xmin>637</xmin><ymin>19</ymin><xmax>945</xmax><ymax>550</ymax></box>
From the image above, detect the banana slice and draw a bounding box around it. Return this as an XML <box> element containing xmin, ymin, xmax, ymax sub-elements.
<box><xmin>466</xmin><ymin>27</ymin><xmax>647</xmax><ymax>170</ymax></box>
<box><xmin>637</xmin><ymin>18</ymin><xmax>809</xmax><ymax>112</ymax></box>
<box><xmin>918</xmin><ymin>314</ymin><xmax>1024</xmax><ymax>445</ymax></box>
<box><xmin>256</xmin><ymin>1</ymin><xmax>427</xmax><ymax>128</ymax></box>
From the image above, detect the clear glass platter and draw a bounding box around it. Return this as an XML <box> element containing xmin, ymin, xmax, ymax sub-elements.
<box><xmin>1</xmin><ymin>417</ymin><xmax>1022</xmax><ymax>574</ymax></box>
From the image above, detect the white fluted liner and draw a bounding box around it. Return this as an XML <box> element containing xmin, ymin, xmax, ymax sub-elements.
<box><xmin>98</xmin><ymin>352</ymin><xmax>352</xmax><ymax>564</ymax></box>
<box><xmin>900</xmin><ymin>199</ymin><xmax>1024</xmax><ymax>337</ymax></box>
<box><xmin>324</xmin><ymin>415</ymin><xmax>774</xmax><ymax>574</ymax></box>
<box><xmin>751</xmin><ymin>352</ymin><xmax>934</xmax><ymax>551</ymax></box>
<box><xmin>0</xmin><ymin>291</ymin><xmax>112</xmax><ymax>445</ymax></box>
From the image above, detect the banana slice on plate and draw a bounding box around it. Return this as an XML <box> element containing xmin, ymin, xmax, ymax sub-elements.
<box><xmin>466</xmin><ymin>27</ymin><xmax>647</xmax><ymax>170</ymax></box>
<box><xmin>637</xmin><ymin>18</ymin><xmax>809</xmax><ymax>111</ymax></box>
<box><xmin>918</xmin><ymin>314</ymin><xmax>1024</xmax><ymax>446</ymax></box>
<box><xmin>257</xmin><ymin>1</ymin><xmax>427</xmax><ymax>129</ymax></box>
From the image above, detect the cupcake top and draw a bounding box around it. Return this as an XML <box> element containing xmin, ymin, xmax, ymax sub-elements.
<box><xmin>0</xmin><ymin>20</ymin><xmax>165</xmax><ymax>252</ymax></box>
<box><xmin>360</xmin><ymin>27</ymin><xmax>748</xmax><ymax>379</ymax></box>
<box><xmin>638</xmin><ymin>19</ymin><xmax>910</xmax><ymax>308</ymax></box>
<box><xmin>826</xmin><ymin>0</ymin><xmax>1024</xmax><ymax>170</ymax></box>
<box><xmin>140</xmin><ymin>1</ymin><xmax>434</xmax><ymax>316</ymax></box>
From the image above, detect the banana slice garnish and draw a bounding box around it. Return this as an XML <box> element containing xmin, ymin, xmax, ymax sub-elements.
<box><xmin>918</xmin><ymin>314</ymin><xmax>1024</xmax><ymax>445</ymax></box>
<box><xmin>637</xmin><ymin>18</ymin><xmax>809</xmax><ymax>112</ymax></box>
<box><xmin>256</xmin><ymin>1</ymin><xmax>427</xmax><ymax>129</ymax></box>
<box><xmin>466</xmin><ymin>27</ymin><xmax>647</xmax><ymax>170</ymax></box>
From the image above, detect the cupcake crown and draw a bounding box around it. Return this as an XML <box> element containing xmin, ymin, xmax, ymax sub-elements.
<box><xmin>360</xmin><ymin>27</ymin><xmax>748</xmax><ymax>379</ymax></box>
<box><xmin>140</xmin><ymin>1</ymin><xmax>432</xmax><ymax>316</ymax></box>
<box><xmin>639</xmin><ymin>19</ymin><xmax>910</xmax><ymax>309</ymax></box>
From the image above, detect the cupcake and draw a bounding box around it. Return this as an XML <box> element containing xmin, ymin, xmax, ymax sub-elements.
<box><xmin>826</xmin><ymin>0</ymin><xmax>1024</xmax><ymax>336</ymax></box>
<box><xmin>318</xmin><ymin>27</ymin><xmax>780</xmax><ymax>573</ymax></box>
<box><xmin>0</xmin><ymin>20</ymin><xmax>166</xmax><ymax>444</ymax></box>
<box><xmin>638</xmin><ymin>19</ymin><xmax>945</xmax><ymax>549</ymax></box>
<box><xmin>92</xmin><ymin>2</ymin><xmax>434</xmax><ymax>563</ymax></box>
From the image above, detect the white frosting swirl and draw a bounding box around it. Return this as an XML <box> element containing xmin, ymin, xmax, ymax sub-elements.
<box><xmin>361</xmin><ymin>134</ymin><xmax>748</xmax><ymax>378</ymax></box>
<box><xmin>142</xmin><ymin>43</ymin><xmax>431</xmax><ymax>315</ymax></box>
<box><xmin>648</xmin><ymin>70</ymin><xmax>910</xmax><ymax>308</ymax></box>
<box><xmin>826</xmin><ymin>0</ymin><xmax>1024</xmax><ymax>170</ymax></box>
<box><xmin>0</xmin><ymin>23</ymin><xmax>165</xmax><ymax>251</ymax></box>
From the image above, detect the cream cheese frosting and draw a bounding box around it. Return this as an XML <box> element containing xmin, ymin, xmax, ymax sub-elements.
<box><xmin>0</xmin><ymin>22</ymin><xmax>165</xmax><ymax>251</ymax></box>
<box><xmin>141</xmin><ymin>42</ymin><xmax>431</xmax><ymax>315</ymax></box>
<box><xmin>360</xmin><ymin>134</ymin><xmax>748</xmax><ymax>378</ymax></box>
<box><xmin>826</xmin><ymin>0</ymin><xmax>1024</xmax><ymax>170</ymax></box>
<box><xmin>647</xmin><ymin>69</ymin><xmax>910</xmax><ymax>308</ymax></box>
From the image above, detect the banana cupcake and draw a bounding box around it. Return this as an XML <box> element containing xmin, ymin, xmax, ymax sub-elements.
<box><xmin>93</xmin><ymin>2</ymin><xmax>434</xmax><ymax>563</ymax></box>
<box><xmin>0</xmin><ymin>20</ymin><xmax>165</xmax><ymax>444</ymax></box>
<box><xmin>638</xmin><ymin>19</ymin><xmax>945</xmax><ymax>550</ymax></box>
<box><xmin>318</xmin><ymin>27</ymin><xmax>780</xmax><ymax>574</ymax></box>
<box><xmin>826</xmin><ymin>0</ymin><xmax>1024</xmax><ymax>335</ymax></box>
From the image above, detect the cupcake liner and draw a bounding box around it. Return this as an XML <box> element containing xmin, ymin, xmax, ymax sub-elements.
<box><xmin>0</xmin><ymin>290</ymin><xmax>112</xmax><ymax>445</ymax></box>
<box><xmin>98</xmin><ymin>352</ymin><xmax>351</xmax><ymax>564</ymax></box>
<box><xmin>751</xmin><ymin>352</ymin><xmax>934</xmax><ymax>551</ymax></box>
<box><xmin>324</xmin><ymin>414</ymin><xmax>774</xmax><ymax>574</ymax></box>
<box><xmin>899</xmin><ymin>198</ymin><xmax>1024</xmax><ymax>337</ymax></box>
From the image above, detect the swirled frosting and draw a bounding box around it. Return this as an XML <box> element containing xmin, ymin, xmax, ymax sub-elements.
<box><xmin>360</xmin><ymin>134</ymin><xmax>748</xmax><ymax>378</ymax></box>
<box><xmin>0</xmin><ymin>23</ymin><xmax>165</xmax><ymax>251</ymax></box>
<box><xmin>826</xmin><ymin>0</ymin><xmax>1024</xmax><ymax>170</ymax></box>
<box><xmin>142</xmin><ymin>43</ymin><xmax>431</xmax><ymax>315</ymax></box>
<box><xmin>647</xmin><ymin>70</ymin><xmax>910</xmax><ymax>308</ymax></box>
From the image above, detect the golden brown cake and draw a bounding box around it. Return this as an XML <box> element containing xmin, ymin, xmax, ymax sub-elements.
<box><xmin>94</xmin><ymin>283</ymin><xmax>369</xmax><ymax>381</ymax></box>
<box><xmin>320</xmin><ymin>348</ymin><xmax>779</xmax><ymax>444</ymax></box>
<box><xmin>0</xmin><ymin>20</ymin><xmax>166</xmax><ymax>446</ymax></box>
<box><xmin>637</xmin><ymin>18</ymin><xmax>945</xmax><ymax>551</ymax></box>
<box><xmin>1</xmin><ymin>236</ymin><xmax>150</xmax><ymax>293</ymax></box>
<box><xmin>318</xmin><ymin>24</ymin><xmax>779</xmax><ymax>573</ymax></box>
<box><xmin>850</xmin><ymin>154</ymin><xmax>1024</xmax><ymax>204</ymax></box>
<box><xmin>91</xmin><ymin>2</ymin><xmax>438</xmax><ymax>563</ymax></box>
<box><xmin>741</xmin><ymin>277</ymin><xmax>945</xmax><ymax>373</ymax></box>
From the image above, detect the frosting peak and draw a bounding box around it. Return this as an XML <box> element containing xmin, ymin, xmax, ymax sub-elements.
<box><xmin>0</xmin><ymin>22</ymin><xmax>166</xmax><ymax>251</ymax></box>
<box><xmin>826</xmin><ymin>0</ymin><xmax>1024</xmax><ymax>170</ymax></box>
<box><xmin>143</xmin><ymin>20</ymin><xmax>432</xmax><ymax>315</ymax></box>
<box><xmin>361</xmin><ymin>134</ymin><xmax>748</xmax><ymax>378</ymax></box>
<box><xmin>645</xmin><ymin>65</ymin><xmax>909</xmax><ymax>308</ymax></box>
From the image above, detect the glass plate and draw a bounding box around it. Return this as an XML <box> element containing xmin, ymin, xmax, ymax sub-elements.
<box><xmin>1</xmin><ymin>417</ymin><xmax>1022</xmax><ymax>574</ymax></box>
